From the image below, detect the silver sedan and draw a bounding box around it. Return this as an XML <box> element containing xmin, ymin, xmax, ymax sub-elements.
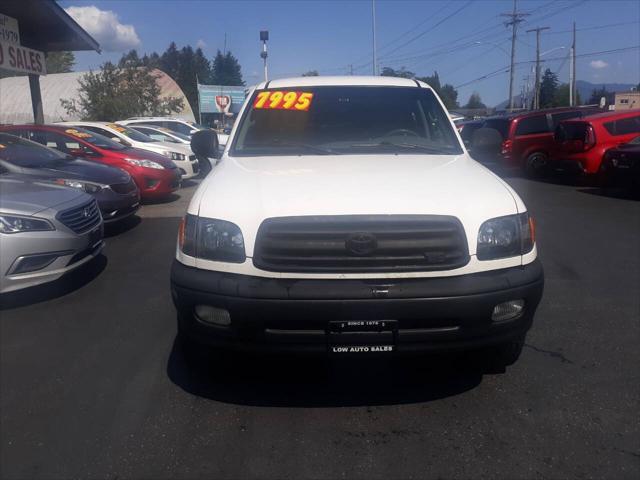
<box><xmin>0</xmin><ymin>175</ymin><xmax>104</xmax><ymax>294</ymax></box>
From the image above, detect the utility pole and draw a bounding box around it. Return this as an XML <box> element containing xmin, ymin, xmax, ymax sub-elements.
<box><xmin>348</xmin><ymin>64</ymin><xmax>354</xmax><ymax>75</ymax></box>
<box><xmin>527</xmin><ymin>26</ymin><xmax>550</xmax><ymax>110</ymax></box>
<box><xmin>570</xmin><ymin>22</ymin><xmax>576</xmax><ymax>106</ymax></box>
<box><xmin>372</xmin><ymin>0</ymin><xmax>378</xmax><ymax>75</ymax></box>
<box><xmin>501</xmin><ymin>0</ymin><xmax>529</xmax><ymax>111</ymax></box>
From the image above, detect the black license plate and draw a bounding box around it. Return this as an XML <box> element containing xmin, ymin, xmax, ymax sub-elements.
<box><xmin>328</xmin><ymin>320</ymin><xmax>397</xmax><ymax>354</ymax></box>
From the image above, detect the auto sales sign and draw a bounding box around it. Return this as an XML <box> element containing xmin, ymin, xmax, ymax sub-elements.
<box><xmin>0</xmin><ymin>14</ymin><xmax>46</xmax><ymax>75</ymax></box>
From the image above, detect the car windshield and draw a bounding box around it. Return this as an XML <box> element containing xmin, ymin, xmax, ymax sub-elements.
<box><xmin>231</xmin><ymin>86</ymin><xmax>463</xmax><ymax>156</ymax></box>
<box><xmin>0</xmin><ymin>133</ymin><xmax>71</xmax><ymax>167</ymax></box>
<box><xmin>106</xmin><ymin>123</ymin><xmax>158</xmax><ymax>143</ymax></box>
<box><xmin>158</xmin><ymin>127</ymin><xmax>191</xmax><ymax>141</ymax></box>
<box><xmin>62</xmin><ymin>127</ymin><xmax>128</xmax><ymax>151</ymax></box>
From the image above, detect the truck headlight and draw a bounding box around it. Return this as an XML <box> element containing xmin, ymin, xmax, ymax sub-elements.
<box><xmin>477</xmin><ymin>213</ymin><xmax>535</xmax><ymax>260</ymax></box>
<box><xmin>179</xmin><ymin>214</ymin><xmax>245</xmax><ymax>263</ymax></box>
<box><xmin>0</xmin><ymin>214</ymin><xmax>54</xmax><ymax>234</ymax></box>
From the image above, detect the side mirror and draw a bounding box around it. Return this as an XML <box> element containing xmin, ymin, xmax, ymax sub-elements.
<box><xmin>191</xmin><ymin>129</ymin><xmax>220</xmax><ymax>159</ymax></box>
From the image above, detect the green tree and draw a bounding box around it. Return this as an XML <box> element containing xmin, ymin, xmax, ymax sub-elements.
<box><xmin>45</xmin><ymin>51</ymin><xmax>75</xmax><ymax>73</ymax></box>
<box><xmin>211</xmin><ymin>50</ymin><xmax>244</xmax><ymax>85</ymax></box>
<box><xmin>554</xmin><ymin>83</ymin><xmax>581</xmax><ymax>106</ymax></box>
<box><xmin>118</xmin><ymin>49</ymin><xmax>142</xmax><ymax>68</ymax></box>
<box><xmin>302</xmin><ymin>70</ymin><xmax>319</xmax><ymax>77</ymax></box>
<box><xmin>381</xmin><ymin>66</ymin><xmax>415</xmax><ymax>78</ymax></box>
<box><xmin>61</xmin><ymin>61</ymin><xmax>183</xmax><ymax>121</ymax></box>
<box><xmin>438</xmin><ymin>84</ymin><xmax>459</xmax><ymax>109</ymax></box>
<box><xmin>464</xmin><ymin>92</ymin><xmax>486</xmax><ymax>109</ymax></box>
<box><xmin>160</xmin><ymin>42</ymin><xmax>181</xmax><ymax>80</ymax></box>
<box><xmin>539</xmin><ymin>69</ymin><xmax>559</xmax><ymax>108</ymax></box>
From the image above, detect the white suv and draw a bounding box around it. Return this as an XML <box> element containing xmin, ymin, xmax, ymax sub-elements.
<box><xmin>170</xmin><ymin>76</ymin><xmax>544</xmax><ymax>368</ymax></box>
<box><xmin>119</xmin><ymin>117</ymin><xmax>230</xmax><ymax>147</ymax></box>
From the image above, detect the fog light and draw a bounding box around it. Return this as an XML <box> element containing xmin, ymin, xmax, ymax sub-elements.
<box><xmin>492</xmin><ymin>299</ymin><xmax>525</xmax><ymax>323</ymax></box>
<box><xmin>194</xmin><ymin>305</ymin><xmax>231</xmax><ymax>326</ymax></box>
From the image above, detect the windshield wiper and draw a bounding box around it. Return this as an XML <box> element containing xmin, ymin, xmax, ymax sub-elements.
<box><xmin>348</xmin><ymin>141</ymin><xmax>457</xmax><ymax>154</ymax></box>
<box><xmin>267</xmin><ymin>139</ymin><xmax>339</xmax><ymax>155</ymax></box>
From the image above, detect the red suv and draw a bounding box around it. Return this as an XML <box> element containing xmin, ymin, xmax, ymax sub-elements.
<box><xmin>553</xmin><ymin>110</ymin><xmax>640</xmax><ymax>175</ymax></box>
<box><xmin>483</xmin><ymin>107</ymin><xmax>601</xmax><ymax>175</ymax></box>
<box><xmin>0</xmin><ymin>125</ymin><xmax>181</xmax><ymax>199</ymax></box>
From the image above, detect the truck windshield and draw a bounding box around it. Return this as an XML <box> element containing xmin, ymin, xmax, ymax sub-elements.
<box><xmin>231</xmin><ymin>86</ymin><xmax>463</xmax><ymax>156</ymax></box>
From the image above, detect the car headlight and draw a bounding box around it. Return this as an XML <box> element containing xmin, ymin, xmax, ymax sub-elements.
<box><xmin>169</xmin><ymin>152</ymin><xmax>186</xmax><ymax>161</ymax></box>
<box><xmin>477</xmin><ymin>213</ymin><xmax>535</xmax><ymax>260</ymax></box>
<box><xmin>123</xmin><ymin>158</ymin><xmax>165</xmax><ymax>170</ymax></box>
<box><xmin>54</xmin><ymin>179</ymin><xmax>104</xmax><ymax>194</ymax></box>
<box><xmin>0</xmin><ymin>214</ymin><xmax>54</xmax><ymax>234</ymax></box>
<box><xmin>179</xmin><ymin>214</ymin><xmax>245</xmax><ymax>263</ymax></box>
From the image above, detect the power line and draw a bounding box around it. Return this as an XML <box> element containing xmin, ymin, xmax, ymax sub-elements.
<box><xmin>454</xmin><ymin>45</ymin><xmax>640</xmax><ymax>89</ymax></box>
<box><xmin>379</xmin><ymin>1</ymin><xmax>473</xmax><ymax>58</ymax></box>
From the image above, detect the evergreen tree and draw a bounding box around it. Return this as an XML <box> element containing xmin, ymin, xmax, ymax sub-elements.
<box><xmin>211</xmin><ymin>50</ymin><xmax>244</xmax><ymax>85</ymax></box>
<box><xmin>464</xmin><ymin>92</ymin><xmax>486</xmax><ymax>109</ymax></box>
<box><xmin>539</xmin><ymin>69</ymin><xmax>559</xmax><ymax>108</ymax></box>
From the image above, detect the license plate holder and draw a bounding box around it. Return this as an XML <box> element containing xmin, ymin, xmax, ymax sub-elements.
<box><xmin>328</xmin><ymin>320</ymin><xmax>397</xmax><ymax>355</ymax></box>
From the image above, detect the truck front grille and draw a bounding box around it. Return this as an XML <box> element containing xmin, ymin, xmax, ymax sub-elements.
<box><xmin>253</xmin><ymin>215</ymin><xmax>470</xmax><ymax>273</ymax></box>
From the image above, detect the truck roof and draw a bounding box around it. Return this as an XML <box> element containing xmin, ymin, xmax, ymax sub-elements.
<box><xmin>254</xmin><ymin>75</ymin><xmax>432</xmax><ymax>90</ymax></box>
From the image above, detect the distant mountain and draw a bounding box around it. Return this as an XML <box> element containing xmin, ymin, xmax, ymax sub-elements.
<box><xmin>494</xmin><ymin>81</ymin><xmax>636</xmax><ymax>108</ymax></box>
<box><xmin>575</xmin><ymin>80</ymin><xmax>635</xmax><ymax>103</ymax></box>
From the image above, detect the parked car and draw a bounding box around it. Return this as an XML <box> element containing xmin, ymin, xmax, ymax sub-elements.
<box><xmin>482</xmin><ymin>107</ymin><xmax>601</xmax><ymax>175</ymax></box>
<box><xmin>0</xmin><ymin>125</ymin><xmax>181</xmax><ymax>200</ymax></box>
<box><xmin>58</xmin><ymin>122</ymin><xmax>199</xmax><ymax>179</ymax></box>
<box><xmin>119</xmin><ymin>117</ymin><xmax>229</xmax><ymax>147</ymax></box>
<box><xmin>125</xmin><ymin>125</ymin><xmax>191</xmax><ymax>145</ymax></box>
<box><xmin>597</xmin><ymin>135</ymin><xmax>640</xmax><ymax>191</ymax></box>
<box><xmin>0</xmin><ymin>133</ymin><xmax>140</xmax><ymax>224</ymax></box>
<box><xmin>457</xmin><ymin>120</ymin><xmax>484</xmax><ymax>150</ymax></box>
<box><xmin>552</xmin><ymin>110</ymin><xmax>640</xmax><ymax>175</ymax></box>
<box><xmin>171</xmin><ymin>76</ymin><xmax>544</xmax><ymax>370</ymax></box>
<box><xmin>0</xmin><ymin>174</ymin><xmax>104</xmax><ymax>293</ymax></box>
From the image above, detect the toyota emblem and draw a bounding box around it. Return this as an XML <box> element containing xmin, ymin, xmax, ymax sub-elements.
<box><xmin>345</xmin><ymin>232</ymin><xmax>377</xmax><ymax>256</ymax></box>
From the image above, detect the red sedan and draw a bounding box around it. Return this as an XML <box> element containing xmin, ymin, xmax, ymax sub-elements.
<box><xmin>552</xmin><ymin>110</ymin><xmax>640</xmax><ymax>175</ymax></box>
<box><xmin>0</xmin><ymin>124</ymin><xmax>181</xmax><ymax>199</ymax></box>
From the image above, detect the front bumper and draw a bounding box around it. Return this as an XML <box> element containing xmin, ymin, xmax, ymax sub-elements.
<box><xmin>170</xmin><ymin>259</ymin><xmax>544</xmax><ymax>355</ymax></box>
<box><xmin>0</xmin><ymin>224</ymin><xmax>104</xmax><ymax>294</ymax></box>
<box><xmin>96</xmin><ymin>188</ymin><xmax>140</xmax><ymax>223</ymax></box>
<box><xmin>131</xmin><ymin>167</ymin><xmax>181</xmax><ymax>198</ymax></box>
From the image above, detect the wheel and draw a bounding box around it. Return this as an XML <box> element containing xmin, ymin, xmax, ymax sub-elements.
<box><xmin>524</xmin><ymin>152</ymin><xmax>548</xmax><ymax>178</ymax></box>
<box><xmin>479</xmin><ymin>335</ymin><xmax>526</xmax><ymax>372</ymax></box>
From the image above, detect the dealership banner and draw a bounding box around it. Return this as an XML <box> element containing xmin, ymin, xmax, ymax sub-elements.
<box><xmin>0</xmin><ymin>39</ymin><xmax>46</xmax><ymax>75</ymax></box>
<box><xmin>198</xmin><ymin>84</ymin><xmax>247</xmax><ymax>114</ymax></box>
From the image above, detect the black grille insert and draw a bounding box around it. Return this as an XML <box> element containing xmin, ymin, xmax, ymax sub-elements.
<box><xmin>253</xmin><ymin>215</ymin><xmax>470</xmax><ymax>273</ymax></box>
<box><xmin>57</xmin><ymin>199</ymin><xmax>101</xmax><ymax>234</ymax></box>
<box><xmin>110</xmin><ymin>178</ymin><xmax>137</xmax><ymax>194</ymax></box>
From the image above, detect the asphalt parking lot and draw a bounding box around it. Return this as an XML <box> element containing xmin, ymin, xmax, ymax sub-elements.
<box><xmin>1</xmin><ymin>175</ymin><xmax>639</xmax><ymax>479</ymax></box>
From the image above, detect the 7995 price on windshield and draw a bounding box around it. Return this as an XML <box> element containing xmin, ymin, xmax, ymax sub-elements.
<box><xmin>253</xmin><ymin>91</ymin><xmax>314</xmax><ymax>111</ymax></box>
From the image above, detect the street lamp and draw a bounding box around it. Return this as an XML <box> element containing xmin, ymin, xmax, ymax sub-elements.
<box><xmin>260</xmin><ymin>30</ymin><xmax>269</xmax><ymax>82</ymax></box>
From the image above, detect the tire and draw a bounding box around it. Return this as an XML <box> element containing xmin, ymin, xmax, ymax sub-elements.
<box><xmin>480</xmin><ymin>334</ymin><xmax>526</xmax><ymax>372</ymax></box>
<box><xmin>524</xmin><ymin>152</ymin><xmax>548</xmax><ymax>178</ymax></box>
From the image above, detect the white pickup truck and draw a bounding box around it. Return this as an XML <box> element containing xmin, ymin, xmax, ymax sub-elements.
<box><xmin>170</xmin><ymin>76</ymin><xmax>544</xmax><ymax>369</ymax></box>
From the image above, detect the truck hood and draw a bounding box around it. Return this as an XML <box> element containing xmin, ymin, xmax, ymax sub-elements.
<box><xmin>0</xmin><ymin>175</ymin><xmax>88</xmax><ymax>215</ymax></box>
<box><xmin>194</xmin><ymin>154</ymin><xmax>521</xmax><ymax>256</ymax></box>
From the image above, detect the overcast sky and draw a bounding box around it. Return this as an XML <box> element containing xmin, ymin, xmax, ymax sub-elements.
<box><xmin>60</xmin><ymin>0</ymin><xmax>640</xmax><ymax>107</ymax></box>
